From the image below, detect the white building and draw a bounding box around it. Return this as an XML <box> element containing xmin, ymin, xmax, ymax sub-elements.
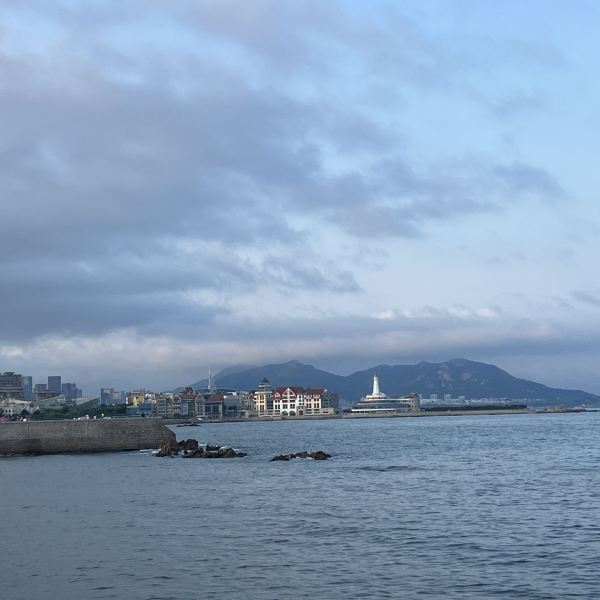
<box><xmin>351</xmin><ymin>375</ymin><xmax>420</xmax><ymax>413</ymax></box>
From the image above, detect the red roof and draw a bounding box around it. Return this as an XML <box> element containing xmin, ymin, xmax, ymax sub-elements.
<box><xmin>274</xmin><ymin>386</ymin><xmax>305</xmax><ymax>395</ymax></box>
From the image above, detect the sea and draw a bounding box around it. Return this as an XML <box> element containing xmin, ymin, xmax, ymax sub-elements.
<box><xmin>2</xmin><ymin>412</ymin><xmax>600</xmax><ymax>600</ymax></box>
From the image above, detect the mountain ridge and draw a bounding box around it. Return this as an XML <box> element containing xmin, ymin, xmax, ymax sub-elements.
<box><xmin>180</xmin><ymin>358</ymin><xmax>600</xmax><ymax>407</ymax></box>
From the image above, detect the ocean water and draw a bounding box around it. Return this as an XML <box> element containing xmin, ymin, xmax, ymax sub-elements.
<box><xmin>2</xmin><ymin>412</ymin><xmax>600</xmax><ymax>599</ymax></box>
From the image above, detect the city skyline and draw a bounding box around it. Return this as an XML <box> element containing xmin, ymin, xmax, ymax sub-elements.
<box><xmin>2</xmin><ymin>2</ymin><xmax>600</xmax><ymax>393</ymax></box>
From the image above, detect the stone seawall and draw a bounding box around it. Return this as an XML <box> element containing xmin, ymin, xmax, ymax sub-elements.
<box><xmin>0</xmin><ymin>418</ymin><xmax>175</xmax><ymax>455</ymax></box>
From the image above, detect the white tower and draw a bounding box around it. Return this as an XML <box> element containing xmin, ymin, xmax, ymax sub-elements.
<box><xmin>373</xmin><ymin>375</ymin><xmax>380</xmax><ymax>395</ymax></box>
<box><xmin>365</xmin><ymin>375</ymin><xmax>386</xmax><ymax>400</ymax></box>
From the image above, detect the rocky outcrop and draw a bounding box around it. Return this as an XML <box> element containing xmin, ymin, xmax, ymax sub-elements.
<box><xmin>155</xmin><ymin>439</ymin><xmax>180</xmax><ymax>457</ymax></box>
<box><xmin>179</xmin><ymin>438</ymin><xmax>199</xmax><ymax>451</ymax></box>
<box><xmin>183</xmin><ymin>444</ymin><xmax>247</xmax><ymax>458</ymax></box>
<box><xmin>155</xmin><ymin>438</ymin><xmax>247</xmax><ymax>458</ymax></box>
<box><xmin>270</xmin><ymin>450</ymin><xmax>332</xmax><ymax>461</ymax></box>
<box><xmin>310</xmin><ymin>450</ymin><xmax>332</xmax><ymax>460</ymax></box>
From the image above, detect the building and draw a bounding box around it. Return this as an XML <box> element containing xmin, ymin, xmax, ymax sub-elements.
<box><xmin>34</xmin><ymin>383</ymin><xmax>62</xmax><ymax>403</ymax></box>
<box><xmin>269</xmin><ymin>385</ymin><xmax>338</xmax><ymax>416</ymax></box>
<box><xmin>223</xmin><ymin>391</ymin><xmax>252</xmax><ymax>417</ymax></box>
<box><xmin>22</xmin><ymin>376</ymin><xmax>33</xmax><ymax>401</ymax></box>
<box><xmin>74</xmin><ymin>396</ymin><xmax>101</xmax><ymax>410</ymax></box>
<box><xmin>154</xmin><ymin>388</ymin><xmax>214</xmax><ymax>419</ymax></box>
<box><xmin>36</xmin><ymin>395</ymin><xmax>70</xmax><ymax>410</ymax></box>
<box><xmin>419</xmin><ymin>395</ymin><xmax>513</xmax><ymax>408</ymax></box>
<box><xmin>272</xmin><ymin>386</ymin><xmax>338</xmax><ymax>416</ymax></box>
<box><xmin>351</xmin><ymin>375</ymin><xmax>420</xmax><ymax>414</ymax></box>
<box><xmin>100</xmin><ymin>388</ymin><xmax>113</xmax><ymax>405</ymax></box>
<box><xmin>62</xmin><ymin>382</ymin><xmax>82</xmax><ymax>402</ymax></box>
<box><xmin>153</xmin><ymin>379</ymin><xmax>339</xmax><ymax>420</ymax></box>
<box><xmin>226</xmin><ymin>391</ymin><xmax>252</xmax><ymax>413</ymax></box>
<box><xmin>100</xmin><ymin>387</ymin><xmax>124</xmax><ymax>405</ymax></box>
<box><xmin>0</xmin><ymin>398</ymin><xmax>33</xmax><ymax>418</ymax></box>
<box><xmin>321</xmin><ymin>390</ymin><xmax>339</xmax><ymax>412</ymax></box>
<box><xmin>47</xmin><ymin>376</ymin><xmax>62</xmax><ymax>394</ymax></box>
<box><xmin>251</xmin><ymin>378</ymin><xmax>274</xmax><ymax>416</ymax></box>
<box><xmin>203</xmin><ymin>393</ymin><xmax>225</xmax><ymax>420</ymax></box>
<box><xmin>155</xmin><ymin>394</ymin><xmax>176</xmax><ymax>418</ymax></box>
<box><xmin>248</xmin><ymin>378</ymin><xmax>339</xmax><ymax>417</ymax></box>
<box><xmin>0</xmin><ymin>372</ymin><xmax>24</xmax><ymax>399</ymax></box>
<box><xmin>126</xmin><ymin>389</ymin><xmax>156</xmax><ymax>406</ymax></box>
<box><xmin>306</xmin><ymin>388</ymin><xmax>339</xmax><ymax>414</ymax></box>
<box><xmin>273</xmin><ymin>386</ymin><xmax>305</xmax><ymax>415</ymax></box>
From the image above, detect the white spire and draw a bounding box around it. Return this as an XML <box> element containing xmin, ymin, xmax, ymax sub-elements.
<box><xmin>365</xmin><ymin>374</ymin><xmax>386</xmax><ymax>400</ymax></box>
<box><xmin>373</xmin><ymin>375</ymin><xmax>380</xmax><ymax>395</ymax></box>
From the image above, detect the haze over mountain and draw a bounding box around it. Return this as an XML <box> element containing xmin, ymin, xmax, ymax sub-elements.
<box><xmin>185</xmin><ymin>359</ymin><xmax>600</xmax><ymax>407</ymax></box>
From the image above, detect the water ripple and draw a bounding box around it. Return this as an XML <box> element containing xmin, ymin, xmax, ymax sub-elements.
<box><xmin>2</xmin><ymin>412</ymin><xmax>600</xmax><ymax>599</ymax></box>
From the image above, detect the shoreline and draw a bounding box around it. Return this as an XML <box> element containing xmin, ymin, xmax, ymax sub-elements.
<box><xmin>167</xmin><ymin>407</ymin><xmax>589</xmax><ymax>425</ymax></box>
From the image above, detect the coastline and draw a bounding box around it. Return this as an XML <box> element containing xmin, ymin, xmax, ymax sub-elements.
<box><xmin>166</xmin><ymin>407</ymin><xmax>588</xmax><ymax>425</ymax></box>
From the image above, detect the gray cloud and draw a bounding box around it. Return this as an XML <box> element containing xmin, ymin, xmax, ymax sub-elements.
<box><xmin>572</xmin><ymin>291</ymin><xmax>600</xmax><ymax>308</ymax></box>
<box><xmin>493</xmin><ymin>162</ymin><xmax>565</xmax><ymax>200</ymax></box>
<box><xmin>0</xmin><ymin>1</ymin><xmax>576</xmax><ymax>390</ymax></box>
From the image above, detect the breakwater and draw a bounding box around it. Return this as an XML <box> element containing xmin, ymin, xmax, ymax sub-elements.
<box><xmin>0</xmin><ymin>418</ymin><xmax>175</xmax><ymax>455</ymax></box>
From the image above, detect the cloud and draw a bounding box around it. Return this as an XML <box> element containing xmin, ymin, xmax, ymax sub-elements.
<box><xmin>3</xmin><ymin>304</ymin><xmax>595</xmax><ymax>393</ymax></box>
<box><xmin>493</xmin><ymin>162</ymin><xmax>565</xmax><ymax>200</ymax></box>
<box><xmin>572</xmin><ymin>291</ymin><xmax>600</xmax><ymax>308</ymax></box>
<box><xmin>0</xmin><ymin>1</ymin><xmax>583</xmax><ymax>392</ymax></box>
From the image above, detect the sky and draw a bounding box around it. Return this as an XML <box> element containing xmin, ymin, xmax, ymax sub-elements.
<box><xmin>2</xmin><ymin>0</ymin><xmax>600</xmax><ymax>394</ymax></box>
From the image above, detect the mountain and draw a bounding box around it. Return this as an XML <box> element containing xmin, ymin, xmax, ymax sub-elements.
<box><xmin>341</xmin><ymin>359</ymin><xmax>599</xmax><ymax>406</ymax></box>
<box><xmin>180</xmin><ymin>358</ymin><xmax>600</xmax><ymax>407</ymax></box>
<box><xmin>186</xmin><ymin>360</ymin><xmax>345</xmax><ymax>394</ymax></box>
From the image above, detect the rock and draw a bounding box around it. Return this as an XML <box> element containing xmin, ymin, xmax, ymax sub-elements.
<box><xmin>309</xmin><ymin>450</ymin><xmax>331</xmax><ymax>460</ymax></box>
<box><xmin>270</xmin><ymin>450</ymin><xmax>331</xmax><ymax>462</ymax></box>
<box><xmin>155</xmin><ymin>440</ymin><xmax>179</xmax><ymax>457</ymax></box>
<box><xmin>161</xmin><ymin>438</ymin><xmax>247</xmax><ymax>458</ymax></box>
<box><xmin>183</xmin><ymin>448</ymin><xmax>205</xmax><ymax>458</ymax></box>
<box><xmin>271</xmin><ymin>454</ymin><xmax>291</xmax><ymax>461</ymax></box>
<box><xmin>180</xmin><ymin>439</ymin><xmax>199</xmax><ymax>451</ymax></box>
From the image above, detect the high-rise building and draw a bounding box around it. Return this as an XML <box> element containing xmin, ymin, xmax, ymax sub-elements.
<box><xmin>22</xmin><ymin>376</ymin><xmax>33</xmax><ymax>401</ymax></box>
<box><xmin>100</xmin><ymin>387</ymin><xmax>125</xmax><ymax>405</ymax></box>
<box><xmin>0</xmin><ymin>372</ymin><xmax>24</xmax><ymax>399</ymax></box>
<box><xmin>61</xmin><ymin>382</ymin><xmax>82</xmax><ymax>401</ymax></box>
<box><xmin>35</xmin><ymin>381</ymin><xmax>64</xmax><ymax>402</ymax></box>
<box><xmin>47</xmin><ymin>376</ymin><xmax>62</xmax><ymax>393</ymax></box>
<box><xmin>100</xmin><ymin>388</ymin><xmax>114</xmax><ymax>406</ymax></box>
